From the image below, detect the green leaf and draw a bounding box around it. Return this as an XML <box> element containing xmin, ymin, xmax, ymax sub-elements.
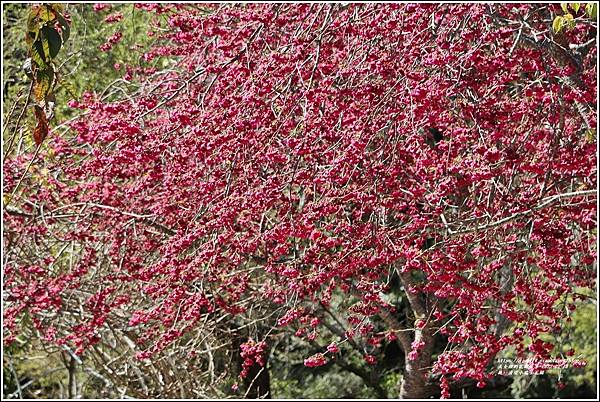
<box><xmin>31</xmin><ymin>40</ymin><xmax>48</xmax><ymax>68</ymax></box>
<box><xmin>33</xmin><ymin>67</ymin><xmax>55</xmax><ymax>102</ymax></box>
<box><xmin>584</xmin><ymin>128</ymin><xmax>596</xmax><ymax>143</ymax></box>
<box><xmin>49</xmin><ymin>3</ymin><xmax>64</xmax><ymax>14</ymax></box>
<box><xmin>553</xmin><ymin>16</ymin><xmax>564</xmax><ymax>33</ymax></box>
<box><xmin>561</xmin><ymin>3</ymin><xmax>569</xmax><ymax>13</ymax></box>
<box><xmin>27</xmin><ymin>10</ymin><xmax>38</xmax><ymax>31</ymax></box>
<box><xmin>26</xmin><ymin>30</ymin><xmax>38</xmax><ymax>46</ymax></box>
<box><xmin>572</xmin><ymin>3</ymin><xmax>580</xmax><ymax>13</ymax></box>
<box><xmin>41</xmin><ymin>26</ymin><xmax>62</xmax><ymax>59</ymax></box>
<box><xmin>564</xmin><ymin>13</ymin><xmax>575</xmax><ymax>28</ymax></box>
<box><xmin>37</xmin><ymin>5</ymin><xmax>56</xmax><ymax>22</ymax></box>
<box><xmin>26</xmin><ymin>11</ymin><xmax>41</xmax><ymax>45</ymax></box>
<box><xmin>586</xmin><ymin>3</ymin><xmax>597</xmax><ymax>19</ymax></box>
<box><xmin>56</xmin><ymin>12</ymin><xmax>70</xmax><ymax>44</ymax></box>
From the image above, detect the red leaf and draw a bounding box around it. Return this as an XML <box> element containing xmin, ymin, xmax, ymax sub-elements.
<box><xmin>33</xmin><ymin>105</ymin><xmax>49</xmax><ymax>145</ymax></box>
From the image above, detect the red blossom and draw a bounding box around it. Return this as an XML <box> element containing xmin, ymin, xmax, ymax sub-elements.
<box><xmin>105</xmin><ymin>12</ymin><xmax>123</xmax><ymax>23</ymax></box>
<box><xmin>304</xmin><ymin>353</ymin><xmax>328</xmax><ymax>368</ymax></box>
<box><xmin>93</xmin><ymin>3</ymin><xmax>110</xmax><ymax>12</ymax></box>
<box><xmin>326</xmin><ymin>342</ymin><xmax>339</xmax><ymax>354</ymax></box>
<box><xmin>364</xmin><ymin>354</ymin><xmax>377</xmax><ymax>365</ymax></box>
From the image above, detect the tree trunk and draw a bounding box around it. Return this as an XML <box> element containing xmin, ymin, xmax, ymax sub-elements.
<box><xmin>399</xmin><ymin>327</ymin><xmax>435</xmax><ymax>399</ymax></box>
<box><xmin>67</xmin><ymin>353</ymin><xmax>78</xmax><ymax>399</ymax></box>
<box><xmin>400</xmin><ymin>363</ymin><xmax>428</xmax><ymax>399</ymax></box>
<box><xmin>396</xmin><ymin>268</ymin><xmax>436</xmax><ymax>399</ymax></box>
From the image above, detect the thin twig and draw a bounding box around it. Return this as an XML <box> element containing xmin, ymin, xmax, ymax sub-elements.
<box><xmin>444</xmin><ymin>190</ymin><xmax>596</xmax><ymax>235</ymax></box>
<box><xmin>6</xmin><ymin>142</ymin><xmax>42</xmax><ymax>207</ymax></box>
<box><xmin>3</xmin><ymin>81</ymin><xmax>34</xmax><ymax>159</ymax></box>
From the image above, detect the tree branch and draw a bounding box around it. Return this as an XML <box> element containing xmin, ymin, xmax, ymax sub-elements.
<box><xmin>443</xmin><ymin>190</ymin><xmax>596</xmax><ymax>236</ymax></box>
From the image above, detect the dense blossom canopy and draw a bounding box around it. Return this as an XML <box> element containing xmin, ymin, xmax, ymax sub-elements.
<box><xmin>3</xmin><ymin>3</ymin><xmax>596</xmax><ymax>398</ymax></box>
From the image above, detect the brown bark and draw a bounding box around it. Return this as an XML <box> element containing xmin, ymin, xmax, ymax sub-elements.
<box><xmin>397</xmin><ymin>270</ymin><xmax>436</xmax><ymax>399</ymax></box>
<box><xmin>399</xmin><ymin>326</ymin><xmax>435</xmax><ymax>399</ymax></box>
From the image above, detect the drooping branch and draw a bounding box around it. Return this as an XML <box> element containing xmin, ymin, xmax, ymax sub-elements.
<box><xmin>443</xmin><ymin>190</ymin><xmax>596</xmax><ymax>236</ymax></box>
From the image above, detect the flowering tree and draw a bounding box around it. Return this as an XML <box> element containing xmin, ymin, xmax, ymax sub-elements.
<box><xmin>3</xmin><ymin>3</ymin><xmax>597</xmax><ymax>398</ymax></box>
